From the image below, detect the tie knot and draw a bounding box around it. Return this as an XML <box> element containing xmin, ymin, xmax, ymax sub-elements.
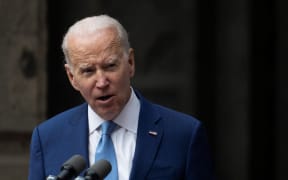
<box><xmin>101</xmin><ymin>121</ymin><xmax>116</xmax><ymax>135</ymax></box>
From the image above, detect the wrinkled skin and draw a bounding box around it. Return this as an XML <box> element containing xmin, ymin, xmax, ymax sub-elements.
<box><xmin>64</xmin><ymin>27</ymin><xmax>135</xmax><ymax>120</ymax></box>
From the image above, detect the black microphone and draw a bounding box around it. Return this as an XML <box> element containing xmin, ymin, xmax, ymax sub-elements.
<box><xmin>84</xmin><ymin>159</ymin><xmax>112</xmax><ymax>180</ymax></box>
<box><xmin>55</xmin><ymin>154</ymin><xmax>86</xmax><ymax>180</ymax></box>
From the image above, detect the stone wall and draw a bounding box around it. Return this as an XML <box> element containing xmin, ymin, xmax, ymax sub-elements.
<box><xmin>0</xmin><ymin>0</ymin><xmax>46</xmax><ymax>178</ymax></box>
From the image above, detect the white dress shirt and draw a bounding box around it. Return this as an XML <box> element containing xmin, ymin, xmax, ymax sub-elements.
<box><xmin>88</xmin><ymin>89</ymin><xmax>140</xmax><ymax>180</ymax></box>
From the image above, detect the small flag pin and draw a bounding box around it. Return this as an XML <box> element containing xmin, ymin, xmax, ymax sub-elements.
<box><xmin>148</xmin><ymin>131</ymin><xmax>158</xmax><ymax>136</ymax></box>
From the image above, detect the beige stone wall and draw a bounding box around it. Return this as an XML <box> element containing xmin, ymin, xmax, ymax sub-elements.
<box><xmin>0</xmin><ymin>0</ymin><xmax>46</xmax><ymax>178</ymax></box>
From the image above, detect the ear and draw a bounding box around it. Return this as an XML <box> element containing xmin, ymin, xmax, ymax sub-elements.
<box><xmin>64</xmin><ymin>64</ymin><xmax>80</xmax><ymax>91</ymax></box>
<box><xmin>128</xmin><ymin>48</ymin><xmax>135</xmax><ymax>77</ymax></box>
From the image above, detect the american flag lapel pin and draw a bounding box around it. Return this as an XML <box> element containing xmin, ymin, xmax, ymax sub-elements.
<box><xmin>148</xmin><ymin>131</ymin><xmax>158</xmax><ymax>136</ymax></box>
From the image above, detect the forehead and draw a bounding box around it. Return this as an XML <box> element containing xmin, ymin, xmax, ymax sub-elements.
<box><xmin>67</xmin><ymin>28</ymin><xmax>123</xmax><ymax>62</ymax></box>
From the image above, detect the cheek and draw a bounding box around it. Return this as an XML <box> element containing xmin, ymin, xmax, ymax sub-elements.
<box><xmin>114</xmin><ymin>71</ymin><xmax>131</xmax><ymax>86</ymax></box>
<box><xmin>74</xmin><ymin>78</ymin><xmax>94</xmax><ymax>94</ymax></box>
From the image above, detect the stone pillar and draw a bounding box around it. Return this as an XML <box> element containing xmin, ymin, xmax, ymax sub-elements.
<box><xmin>275</xmin><ymin>1</ymin><xmax>288</xmax><ymax>179</ymax></box>
<box><xmin>214</xmin><ymin>0</ymin><xmax>251</xmax><ymax>179</ymax></box>
<box><xmin>0</xmin><ymin>0</ymin><xmax>46</xmax><ymax>179</ymax></box>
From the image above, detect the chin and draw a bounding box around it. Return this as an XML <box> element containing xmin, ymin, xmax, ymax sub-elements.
<box><xmin>95</xmin><ymin>106</ymin><xmax>122</xmax><ymax>120</ymax></box>
<box><xmin>100</xmin><ymin>111</ymin><xmax>118</xmax><ymax>121</ymax></box>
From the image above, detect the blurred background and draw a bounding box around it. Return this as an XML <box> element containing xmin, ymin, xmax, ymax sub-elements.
<box><xmin>0</xmin><ymin>0</ymin><xmax>287</xmax><ymax>179</ymax></box>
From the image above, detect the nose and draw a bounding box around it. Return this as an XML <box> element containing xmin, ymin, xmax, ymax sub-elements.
<box><xmin>95</xmin><ymin>72</ymin><xmax>109</xmax><ymax>88</ymax></box>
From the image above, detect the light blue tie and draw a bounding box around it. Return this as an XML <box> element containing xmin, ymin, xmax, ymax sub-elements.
<box><xmin>95</xmin><ymin>121</ymin><xmax>118</xmax><ymax>180</ymax></box>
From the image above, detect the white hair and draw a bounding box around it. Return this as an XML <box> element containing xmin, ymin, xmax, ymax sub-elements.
<box><xmin>62</xmin><ymin>15</ymin><xmax>130</xmax><ymax>64</ymax></box>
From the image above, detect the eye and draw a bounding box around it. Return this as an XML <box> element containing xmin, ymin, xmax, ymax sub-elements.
<box><xmin>108</xmin><ymin>63</ymin><xmax>116</xmax><ymax>68</ymax></box>
<box><xmin>104</xmin><ymin>62</ymin><xmax>118</xmax><ymax>71</ymax></box>
<box><xmin>80</xmin><ymin>67</ymin><xmax>95</xmax><ymax>75</ymax></box>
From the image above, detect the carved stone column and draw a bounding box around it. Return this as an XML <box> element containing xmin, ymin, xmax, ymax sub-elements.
<box><xmin>0</xmin><ymin>0</ymin><xmax>46</xmax><ymax>178</ymax></box>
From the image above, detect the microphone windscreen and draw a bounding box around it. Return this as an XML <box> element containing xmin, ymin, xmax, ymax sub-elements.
<box><xmin>62</xmin><ymin>154</ymin><xmax>86</xmax><ymax>174</ymax></box>
<box><xmin>85</xmin><ymin>159</ymin><xmax>112</xmax><ymax>179</ymax></box>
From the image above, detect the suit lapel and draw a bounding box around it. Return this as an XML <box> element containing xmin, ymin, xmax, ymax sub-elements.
<box><xmin>129</xmin><ymin>96</ymin><xmax>163</xmax><ymax>179</ymax></box>
<box><xmin>66</xmin><ymin>104</ymin><xmax>90</xmax><ymax>169</ymax></box>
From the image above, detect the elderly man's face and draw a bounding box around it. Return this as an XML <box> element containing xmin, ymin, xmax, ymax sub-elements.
<box><xmin>65</xmin><ymin>28</ymin><xmax>135</xmax><ymax>120</ymax></box>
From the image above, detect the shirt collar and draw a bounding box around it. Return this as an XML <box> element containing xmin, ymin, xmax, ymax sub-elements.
<box><xmin>88</xmin><ymin>88</ymin><xmax>140</xmax><ymax>135</ymax></box>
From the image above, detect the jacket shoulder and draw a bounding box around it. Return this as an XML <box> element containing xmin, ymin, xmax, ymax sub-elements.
<box><xmin>37</xmin><ymin>103</ymin><xmax>88</xmax><ymax>130</ymax></box>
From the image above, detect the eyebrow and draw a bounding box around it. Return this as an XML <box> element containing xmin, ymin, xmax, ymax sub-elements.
<box><xmin>78</xmin><ymin>63</ymin><xmax>93</xmax><ymax>69</ymax></box>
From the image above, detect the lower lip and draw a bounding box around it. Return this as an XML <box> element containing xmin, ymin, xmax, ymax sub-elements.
<box><xmin>96</xmin><ymin>96</ymin><xmax>114</xmax><ymax>105</ymax></box>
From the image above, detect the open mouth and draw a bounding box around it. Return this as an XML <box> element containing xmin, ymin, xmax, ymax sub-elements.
<box><xmin>97</xmin><ymin>95</ymin><xmax>113</xmax><ymax>101</ymax></box>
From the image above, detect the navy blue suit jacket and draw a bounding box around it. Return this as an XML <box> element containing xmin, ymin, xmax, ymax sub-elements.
<box><xmin>29</xmin><ymin>92</ymin><xmax>214</xmax><ymax>180</ymax></box>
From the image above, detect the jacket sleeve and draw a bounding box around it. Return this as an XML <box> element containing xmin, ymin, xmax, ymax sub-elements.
<box><xmin>186</xmin><ymin>122</ymin><xmax>215</xmax><ymax>180</ymax></box>
<box><xmin>28</xmin><ymin>127</ymin><xmax>45</xmax><ymax>180</ymax></box>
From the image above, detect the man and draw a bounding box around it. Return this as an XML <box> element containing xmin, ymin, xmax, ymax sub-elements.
<box><xmin>29</xmin><ymin>15</ymin><xmax>215</xmax><ymax>180</ymax></box>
